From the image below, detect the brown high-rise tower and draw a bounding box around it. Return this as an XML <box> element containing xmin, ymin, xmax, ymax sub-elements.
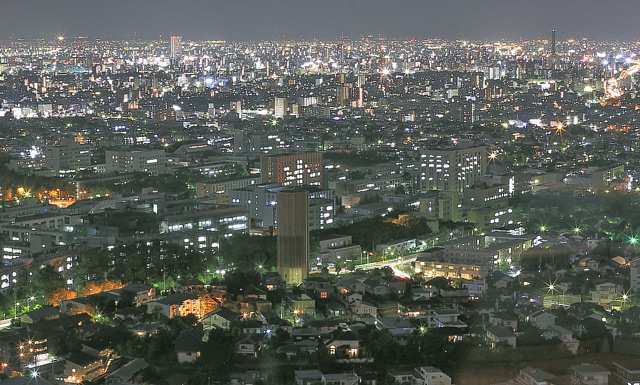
<box><xmin>277</xmin><ymin>189</ymin><xmax>309</xmax><ymax>284</ymax></box>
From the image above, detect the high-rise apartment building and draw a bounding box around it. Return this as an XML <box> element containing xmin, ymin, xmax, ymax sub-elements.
<box><xmin>420</xmin><ymin>145</ymin><xmax>487</xmax><ymax>192</ymax></box>
<box><xmin>170</xmin><ymin>35</ymin><xmax>183</xmax><ymax>61</ymax></box>
<box><xmin>260</xmin><ymin>152</ymin><xmax>323</xmax><ymax>187</ymax></box>
<box><xmin>274</xmin><ymin>97</ymin><xmax>287</xmax><ymax>118</ymax></box>
<box><xmin>277</xmin><ymin>189</ymin><xmax>309</xmax><ymax>284</ymax></box>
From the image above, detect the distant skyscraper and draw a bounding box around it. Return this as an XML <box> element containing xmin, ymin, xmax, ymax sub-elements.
<box><xmin>277</xmin><ymin>189</ymin><xmax>309</xmax><ymax>284</ymax></box>
<box><xmin>170</xmin><ymin>35</ymin><xmax>183</xmax><ymax>61</ymax></box>
<box><xmin>551</xmin><ymin>30</ymin><xmax>556</xmax><ymax>55</ymax></box>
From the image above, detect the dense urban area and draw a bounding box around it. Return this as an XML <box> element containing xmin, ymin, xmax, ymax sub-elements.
<box><xmin>1</xmin><ymin>33</ymin><xmax>640</xmax><ymax>385</ymax></box>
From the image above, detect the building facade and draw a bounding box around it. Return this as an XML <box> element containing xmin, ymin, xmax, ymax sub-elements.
<box><xmin>420</xmin><ymin>145</ymin><xmax>487</xmax><ymax>192</ymax></box>
<box><xmin>260</xmin><ymin>152</ymin><xmax>323</xmax><ymax>187</ymax></box>
<box><xmin>277</xmin><ymin>189</ymin><xmax>309</xmax><ymax>284</ymax></box>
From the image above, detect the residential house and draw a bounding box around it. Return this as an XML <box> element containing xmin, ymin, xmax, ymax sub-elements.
<box><xmin>375</xmin><ymin>317</ymin><xmax>414</xmax><ymax>345</ymax></box>
<box><xmin>433</xmin><ymin>309</ymin><xmax>467</xmax><ymax>328</ymax></box>
<box><xmin>489</xmin><ymin>312</ymin><xmax>518</xmax><ymax>331</ymax></box>
<box><xmin>491</xmin><ymin>271</ymin><xmax>515</xmax><ymax>289</ymax></box>
<box><xmin>309</xmin><ymin>319</ymin><xmax>342</xmax><ymax>336</ymax></box>
<box><xmin>291</xmin><ymin>328</ymin><xmax>322</xmax><ymax>342</ymax></box>
<box><xmin>174</xmin><ymin>278</ymin><xmax>206</xmax><ymax>294</ymax></box>
<box><xmin>20</xmin><ymin>307</ymin><xmax>60</xmax><ymax>324</ymax></box>
<box><xmin>350</xmin><ymin>301</ymin><xmax>377</xmax><ymax>318</ymax></box>
<box><xmin>388</xmin><ymin>369</ymin><xmax>420</xmax><ymax>384</ymax></box>
<box><xmin>60</xmin><ymin>292</ymin><xmax>119</xmax><ymax>315</ymax></box>
<box><xmin>520</xmin><ymin>308</ymin><xmax>556</xmax><ymax>330</ymax></box>
<box><xmin>236</xmin><ymin>333</ymin><xmax>264</xmax><ymax>357</ymax></box>
<box><xmin>295</xmin><ymin>369</ymin><xmax>324</xmax><ymax>385</ymax></box>
<box><xmin>264</xmin><ymin>272</ymin><xmax>286</xmax><ymax>291</ymax></box>
<box><xmin>113</xmin><ymin>307</ymin><xmax>145</xmax><ymax>322</ymax></box>
<box><xmin>515</xmin><ymin>367</ymin><xmax>556</xmax><ymax>385</ymax></box>
<box><xmin>304</xmin><ymin>276</ymin><xmax>333</xmax><ymax>299</ymax></box>
<box><xmin>336</xmin><ymin>276</ymin><xmax>366</xmax><ymax>295</ymax></box>
<box><xmin>260</xmin><ymin>311</ymin><xmax>293</xmax><ymax>334</ymax></box>
<box><xmin>570</xmin><ymin>363</ymin><xmax>610</xmax><ymax>385</ymax></box>
<box><xmin>325</xmin><ymin>330</ymin><xmax>360</xmax><ymax>358</ymax></box>
<box><xmin>238</xmin><ymin>319</ymin><xmax>265</xmax><ymax>334</ymax></box>
<box><xmin>363</xmin><ymin>278</ymin><xmax>391</xmax><ymax>296</ymax></box>
<box><xmin>612</xmin><ymin>359</ymin><xmax>640</xmax><ymax>385</ymax></box>
<box><xmin>64</xmin><ymin>351</ymin><xmax>106</xmax><ymax>383</ymax></box>
<box><xmin>418</xmin><ymin>366</ymin><xmax>452</xmax><ymax>385</ymax></box>
<box><xmin>382</xmin><ymin>276</ymin><xmax>408</xmax><ymax>296</ymax></box>
<box><xmin>229</xmin><ymin>371</ymin><xmax>262</xmax><ymax>385</ymax></box>
<box><xmin>322</xmin><ymin>372</ymin><xmax>358</xmax><ymax>385</ymax></box>
<box><xmin>573</xmin><ymin>257</ymin><xmax>600</xmax><ymax>272</ymax></box>
<box><xmin>544</xmin><ymin>325</ymin><xmax>579</xmax><ymax>354</ymax></box>
<box><xmin>589</xmin><ymin>281</ymin><xmax>623</xmax><ymax>309</ymax></box>
<box><xmin>105</xmin><ymin>358</ymin><xmax>149</xmax><ymax>385</ymax></box>
<box><xmin>146</xmin><ymin>293</ymin><xmax>202</xmax><ymax>319</ymax></box>
<box><xmin>290</xmin><ymin>294</ymin><xmax>316</xmax><ymax>316</ymax></box>
<box><xmin>175</xmin><ymin>328</ymin><xmax>205</xmax><ymax>363</ymax></box>
<box><xmin>113</xmin><ymin>284</ymin><xmax>157</xmax><ymax>306</ymax></box>
<box><xmin>486</xmin><ymin>325</ymin><xmax>517</xmax><ymax>348</ymax></box>
<box><xmin>202</xmin><ymin>307</ymin><xmax>241</xmax><ymax>331</ymax></box>
<box><xmin>412</xmin><ymin>286</ymin><xmax>438</xmax><ymax>301</ymax></box>
<box><xmin>327</xmin><ymin>301</ymin><xmax>350</xmax><ymax>319</ymax></box>
<box><xmin>344</xmin><ymin>291</ymin><xmax>363</xmax><ymax>304</ymax></box>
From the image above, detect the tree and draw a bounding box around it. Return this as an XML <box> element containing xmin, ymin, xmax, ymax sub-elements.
<box><xmin>47</xmin><ymin>288</ymin><xmax>77</xmax><ymax>307</ymax></box>
<box><xmin>117</xmin><ymin>290</ymin><xmax>136</xmax><ymax>310</ymax></box>
<box><xmin>30</xmin><ymin>265</ymin><xmax>65</xmax><ymax>297</ymax></box>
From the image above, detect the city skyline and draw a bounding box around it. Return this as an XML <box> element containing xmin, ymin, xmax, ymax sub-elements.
<box><xmin>2</xmin><ymin>0</ymin><xmax>640</xmax><ymax>41</ymax></box>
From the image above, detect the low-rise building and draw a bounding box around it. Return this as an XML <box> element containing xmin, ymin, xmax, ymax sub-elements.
<box><xmin>146</xmin><ymin>293</ymin><xmax>201</xmax><ymax>319</ymax></box>
<box><xmin>486</xmin><ymin>325</ymin><xmax>517</xmax><ymax>348</ymax></box>
<box><xmin>570</xmin><ymin>363</ymin><xmax>610</xmax><ymax>385</ymax></box>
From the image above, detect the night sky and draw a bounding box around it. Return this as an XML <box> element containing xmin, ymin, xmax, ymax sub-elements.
<box><xmin>2</xmin><ymin>0</ymin><xmax>640</xmax><ymax>41</ymax></box>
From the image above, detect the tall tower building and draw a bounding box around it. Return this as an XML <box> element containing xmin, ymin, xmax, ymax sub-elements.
<box><xmin>419</xmin><ymin>145</ymin><xmax>487</xmax><ymax>192</ymax></box>
<box><xmin>277</xmin><ymin>189</ymin><xmax>309</xmax><ymax>284</ymax></box>
<box><xmin>170</xmin><ymin>35</ymin><xmax>183</xmax><ymax>61</ymax></box>
<box><xmin>551</xmin><ymin>30</ymin><xmax>556</xmax><ymax>55</ymax></box>
<box><xmin>260</xmin><ymin>152</ymin><xmax>323</xmax><ymax>187</ymax></box>
<box><xmin>274</xmin><ymin>97</ymin><xmax>287</xmax><ymax>118</ymax></box>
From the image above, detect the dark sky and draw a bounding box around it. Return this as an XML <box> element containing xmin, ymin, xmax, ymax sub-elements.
<box><xmin>2</xmin><ymin>0</ymin><xmax>640</xmax><ymax>41</ymax></box>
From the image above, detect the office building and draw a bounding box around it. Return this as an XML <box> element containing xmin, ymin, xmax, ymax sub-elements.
<box><xmin>277</xmin><ymin>189</ymin><xmax>309</xmax><ymax>284</ymax></box>
<box><xmin>419</xmin><ymin>191</ymin><xmax>463</xmax><ymax>222</ymax></box>
<box><xmin>260</xmin><ymin>152</ymin><xmax>323</xmax><ymax>187</ymax></box>
<box><xmin>105</xmin><ymin>149</ymin><xmax>166</xmax><ymax>175</ymax></box>
<box><xmin>228</xmin><ymin>183</ymin><xmax>334</xmax><ymax>231</ymax></box>
<box><xmin>420</xmin><ymin>145</ymin><xmax>487</xmax><ymax>192</ymax></box>
<box><xmin>44</xmin><ymin>139</ymin><xmax>92</xmax><ymax>176</ymax></box>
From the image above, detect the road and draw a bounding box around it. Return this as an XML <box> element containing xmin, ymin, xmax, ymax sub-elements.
<box><xmin>354</xmin><ymin>255</ymin><xmax>417</xmax><ymax>271</ymax></box>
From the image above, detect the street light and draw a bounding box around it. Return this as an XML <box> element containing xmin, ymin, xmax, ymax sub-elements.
<box><xmin>547</xmin><ymin>284</ymin><xmax>558</xmax><ymax>305</ymax></box>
